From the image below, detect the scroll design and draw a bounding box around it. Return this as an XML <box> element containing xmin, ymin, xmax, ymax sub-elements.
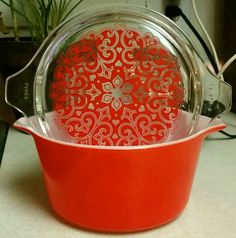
<box><xmin>49</xmin><ymin>24</ymin><xmax>184</xmax><ymax>145</ymax></box>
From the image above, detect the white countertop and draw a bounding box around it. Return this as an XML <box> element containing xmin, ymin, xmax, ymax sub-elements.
<box><xmin>1</xmin><ymin>113</ymin><xmax>236</xmax><ymax>238</ymax></box>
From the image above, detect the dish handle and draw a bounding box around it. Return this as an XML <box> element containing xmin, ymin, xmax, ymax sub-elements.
<box><xmin>5</xmin><ymin>63</ymin><xmax>36</xmax><ymax>118</ymax></box>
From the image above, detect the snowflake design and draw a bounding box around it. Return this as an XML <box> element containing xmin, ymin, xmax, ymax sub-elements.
<box><xmin>102</xmin><ymin>75</ymin><xmax>133</xmax><ymax>111</ymax></box>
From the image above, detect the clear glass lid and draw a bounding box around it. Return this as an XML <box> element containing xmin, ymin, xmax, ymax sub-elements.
<box><xmin>6</xmin><ymin>4</ymin><xmax>231</xmax><ymax>146</ymax></box>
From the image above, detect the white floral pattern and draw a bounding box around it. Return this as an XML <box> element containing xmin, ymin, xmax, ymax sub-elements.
<box><xmin>50</xmin><ymin>24</ymin><xmax>184</xmax><ymax>145</ymax></box>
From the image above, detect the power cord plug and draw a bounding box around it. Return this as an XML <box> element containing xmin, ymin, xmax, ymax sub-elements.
<box><xmin>165</xmin><ymin>5</ymin><xmax>182</xmax><ymax>21</ymax></box>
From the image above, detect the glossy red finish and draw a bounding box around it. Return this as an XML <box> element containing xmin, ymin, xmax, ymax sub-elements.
<box><xmin>15</xmin><ymin>122</ymin><xmax>225</xmax><ymax>232</ymax></box>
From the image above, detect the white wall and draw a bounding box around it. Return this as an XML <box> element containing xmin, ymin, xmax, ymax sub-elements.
<box><xmin>0</xmin><ymin>0</ymin><xmax>224</xmax><ymax>53</ymax></box>
<box><xmin>177</xmin><ymin>0</ymin><xmax>224</xmax><ymax>56</ymax></box>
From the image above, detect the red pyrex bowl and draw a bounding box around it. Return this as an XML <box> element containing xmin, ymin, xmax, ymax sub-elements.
<box><xmin>5</xmin><ymin>3</ymin><xmax>231</xmax><ymax>233</ymax></box>
<box><xmin>14</xmin><ymin>116</ymin><xmax>225</xmax><ymax>232</ymax></box>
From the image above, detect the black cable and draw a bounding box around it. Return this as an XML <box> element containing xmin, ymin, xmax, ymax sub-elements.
<box><xmin>219</xmin><ymin>130</ymin><xmax>236</xmax><ymax>139</ymax></box>
<box><xmin>165</xmin><ymin>6</ymin><xmax>219</xmax><ymax>74</ymax></box>
<box><xmin>180</xmin><ymin>14</ymin><xmax>219</xmax><ymax>74</ymax></box>
<box><xmin>165</xmin><ymin>5</ymin><xmax>236</xmax><ymax>140</ymax></box>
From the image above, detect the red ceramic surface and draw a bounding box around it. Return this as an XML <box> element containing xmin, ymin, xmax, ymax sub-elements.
<box><xmin>14</xmin><ymin>118</ymin><xmax>225</xmax><ymax>232</ymax></box>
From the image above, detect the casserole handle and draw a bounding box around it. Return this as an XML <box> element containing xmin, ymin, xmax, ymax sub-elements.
<box><xmin>4</xmin><ymin>29</ymin><xmax>54</xmax><ymax>118</ymax></box>
<box><xmin>5</xmin><ymin>64</ymin><xmax>36</xmax><ymax>117</ymax></box>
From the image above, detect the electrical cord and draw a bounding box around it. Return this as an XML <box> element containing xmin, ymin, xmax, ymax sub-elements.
<box><xmin>165</xmin><ymin>5</ymin><xmax>236</xmax><ymax>139</ymax></box>
<box><xmin>165</xmin><ymin>5</ymin><xmax>219</xmax><ymax>74</ymax></box>
<box><xmin>191</xmin><ymin>0</ymin><xmax>221</xmax><ymax>72</ymax></box>
<box><xmin>217</xmin><ymin>54</ymin><xmax>236</xmax><ymax>78</ymax></box>
<box><xmin>219</xmin><ymin>130</ymin><xmax>236</xmax><ymax>139</ymax></box>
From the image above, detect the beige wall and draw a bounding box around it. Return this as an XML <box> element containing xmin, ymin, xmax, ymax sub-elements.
<box><xmin>0</xmin><ymin>0</ymin><xmax>224</xmax><ymax>52</ymax></box>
